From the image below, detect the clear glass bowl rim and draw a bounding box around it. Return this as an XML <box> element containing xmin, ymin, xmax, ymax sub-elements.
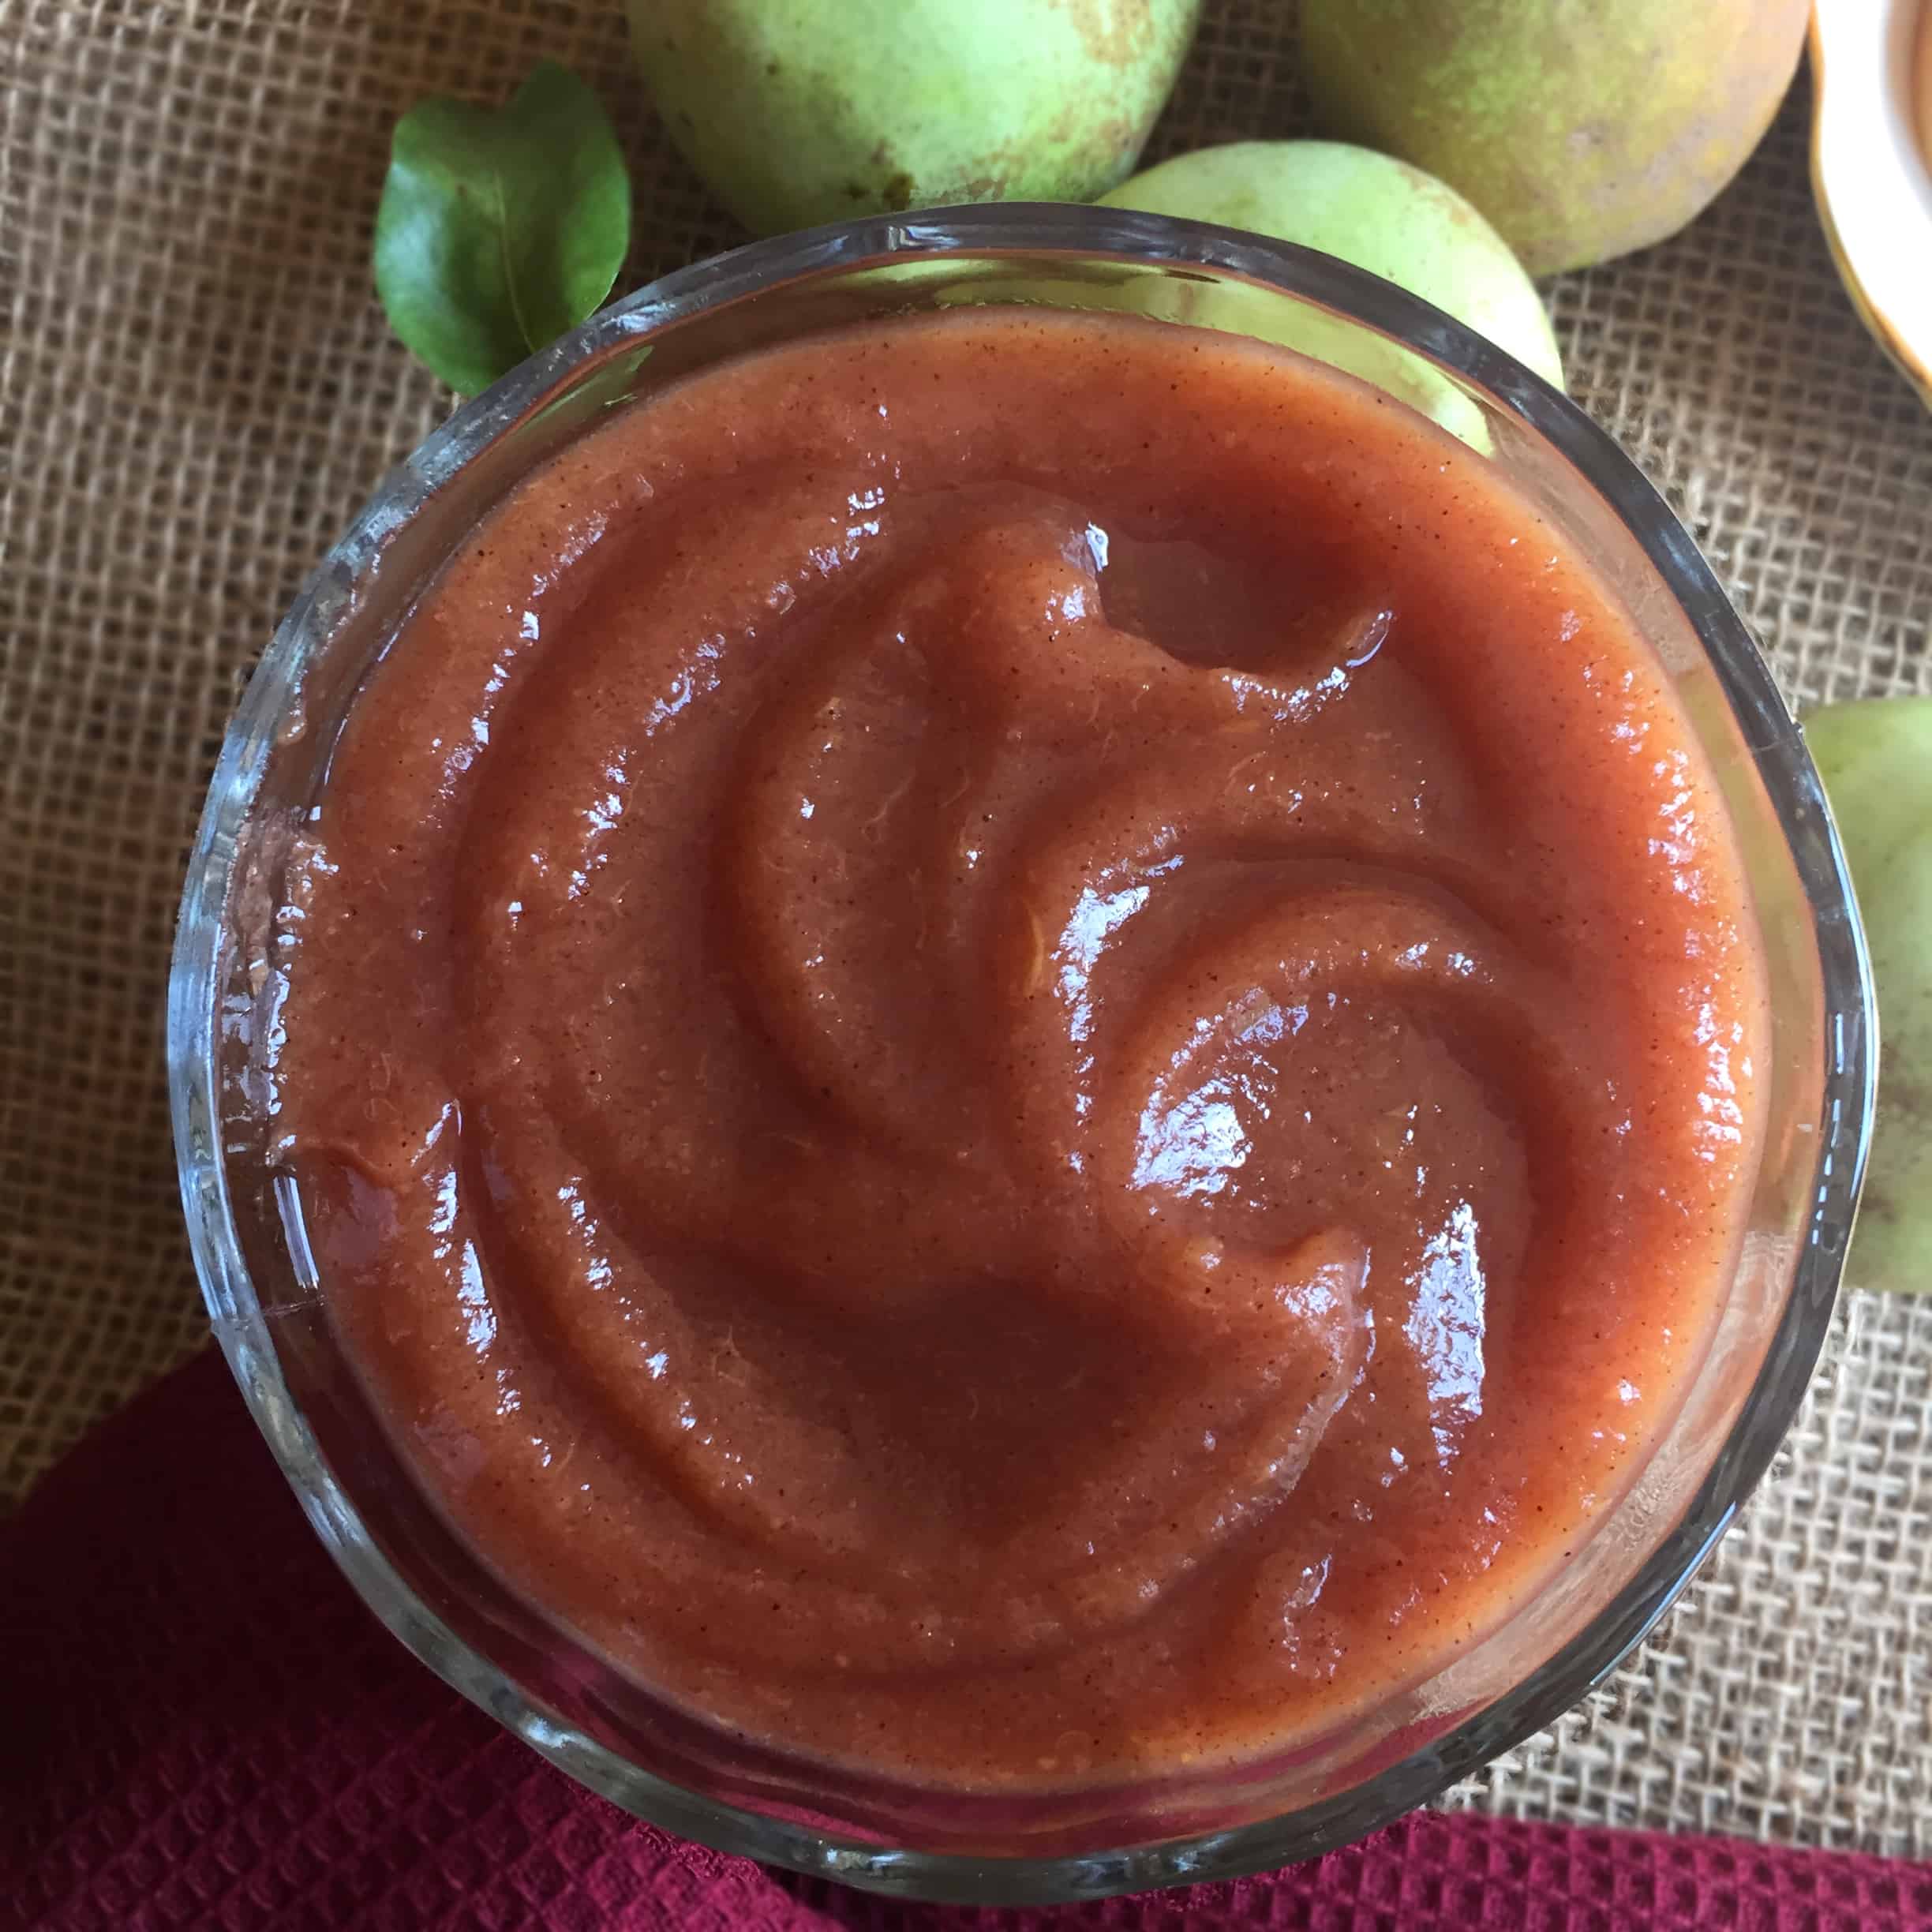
<box><xmin>167</xmin><ymin>202</ymin><xmax>1877</xmax><ymax>1905</ymax></box>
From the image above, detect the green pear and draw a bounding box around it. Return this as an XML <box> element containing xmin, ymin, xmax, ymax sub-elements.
<box><xmin>1102</xmin><ymin>140</ymin><xmax>1561</xmax><ymax>386</ymax></box>
<box><xmin>1299</xmin><ymin>0</ymin><xmax>1810</xmax><ymax>275</ymax></box>
<box><xmin>1806</xmin><ymin>697</ymin><xmax>1932</xmax><ymax>1295</ymax></box>
<box><xmin>1099</xmin><ymin>140</ymin><xmax>1560</xmax><ymax>442</ymax></box>
<box><xmin>628</xmin><ymin>0</ymin><xmax>1201</xmax><ymax>236</ymax></box>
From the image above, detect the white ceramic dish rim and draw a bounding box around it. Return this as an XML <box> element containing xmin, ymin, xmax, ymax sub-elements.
<box><xmin>1810</xmin><ymin>0</ymin><xmax>1932</xmax><ymax>406</ymax></box>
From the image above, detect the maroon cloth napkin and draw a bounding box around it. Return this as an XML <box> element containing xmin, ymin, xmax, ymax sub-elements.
<box><xmin>3</xmin><ymin>1349</ymin><xmax>1926</xmax><ymax>1932</ymax></box>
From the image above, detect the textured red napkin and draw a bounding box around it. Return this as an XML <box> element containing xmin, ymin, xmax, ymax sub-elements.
<box><xmin>4</xmin><ymin>1347</ymin><xmax>1926</xmax><ymax>1932</ymax></box>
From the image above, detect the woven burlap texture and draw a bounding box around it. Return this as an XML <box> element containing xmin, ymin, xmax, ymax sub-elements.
<box><xmin>4</xmin><ymin>0</ymin><xmax>1930</xmax><ymax>1864</ymax></box>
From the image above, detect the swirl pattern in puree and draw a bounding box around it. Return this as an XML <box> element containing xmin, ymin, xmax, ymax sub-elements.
<box><xmin>271</xmin><ymin>310</ymin><xmax>1768</xmax><ymax>1785</ymax></box>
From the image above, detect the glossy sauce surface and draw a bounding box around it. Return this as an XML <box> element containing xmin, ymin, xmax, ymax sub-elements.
<box><xmin>271</xmin><ymin>309</ymin><xmax>1768</xmax><ymax>1785</ymax></box>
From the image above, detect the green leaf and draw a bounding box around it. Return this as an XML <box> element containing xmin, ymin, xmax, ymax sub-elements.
<box><xmin>374</xmin><ymin>61</ymin><xmax>631</xmax><ymax>396</ymax></box>
<box><xmin>1807</xmin><ymin>695</ymin><xmax>1932</xmax><ymax>1294</ymax></box>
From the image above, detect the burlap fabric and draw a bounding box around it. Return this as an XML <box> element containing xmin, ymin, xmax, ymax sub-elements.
<box><xmin>4</xmin><ymin>0</ymin><xmax>1929</xmax><ymax>1866</ymax></box>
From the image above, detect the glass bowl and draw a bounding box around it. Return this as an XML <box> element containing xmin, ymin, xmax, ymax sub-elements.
<box><xmin>168</xmin><ymin>205</ymin><xmax>1875</xmax><ymax>1904</ymax></box>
